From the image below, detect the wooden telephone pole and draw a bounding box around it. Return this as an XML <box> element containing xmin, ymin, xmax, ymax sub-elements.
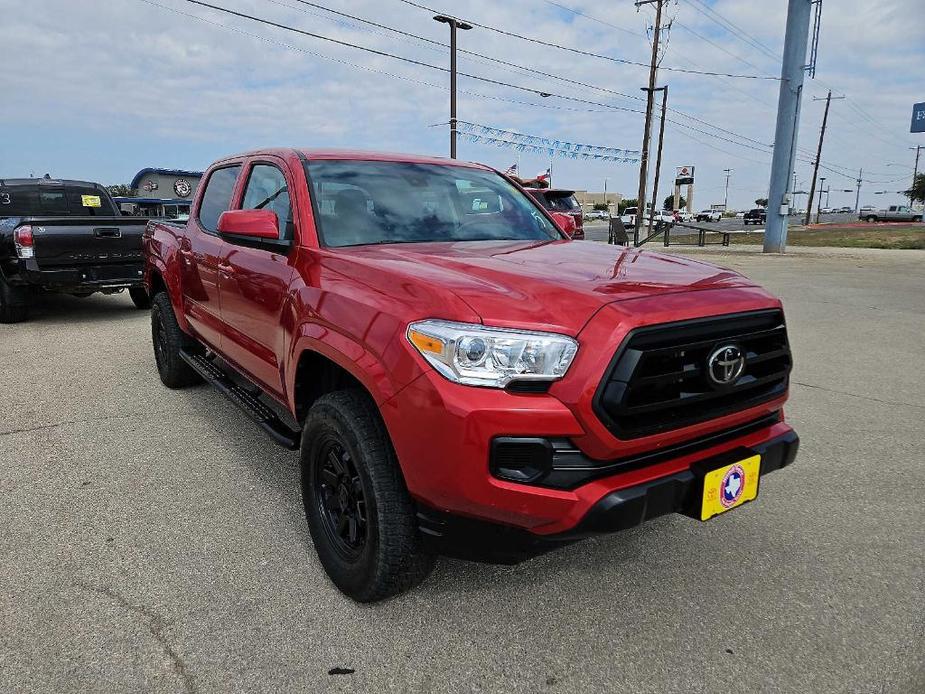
<box><xmin>634</xmin><ymin>0</ymin><xmax>664</xmax><ymax>244</ymax></box>
<box><xmin>804</xmin><ymin>90</ymin><xmax>844</xmax><ymax>225</ymax></box>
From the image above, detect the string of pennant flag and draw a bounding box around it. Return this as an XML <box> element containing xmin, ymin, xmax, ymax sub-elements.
<box><xmin>456</xmin><ymin>121</ymin><xmax>640</xmax><ymax>163</ymax></box>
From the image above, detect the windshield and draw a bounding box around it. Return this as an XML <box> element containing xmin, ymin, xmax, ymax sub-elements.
<box><xmin>543</xmin><ymin>193</ymin><xmax>580</xmax><ymax>212</ymax></box>
<box><xmin>305</xmin><ymin>160</ymin><xmax>559</xmax><ymax>247</ymax></box>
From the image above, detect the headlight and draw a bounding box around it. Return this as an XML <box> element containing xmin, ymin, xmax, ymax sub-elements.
<box><xmin>407</xmin><ymin>320</ymin><xmax>578</xmax><ymax>388</ymax></box>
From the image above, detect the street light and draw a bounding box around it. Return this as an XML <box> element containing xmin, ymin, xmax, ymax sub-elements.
<box><xmin>434</xmin><ymin>15</ymin><xmax>473</xmax><ymax>159</ymax></box>
<box><xmin>815</xmin><ymin>176</ymin><xmax>826</xmax><ymax>223</ymax></box>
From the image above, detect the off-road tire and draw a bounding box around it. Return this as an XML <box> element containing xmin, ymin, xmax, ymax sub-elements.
<box><xmin>866</xmin><ymin>216</ymin><xmax>877</xmax><ymax>223</ymax></box>
<box><xmin>151</xmin><ymin>292</ymin><xmax>201</xmax><ymax>388</ymax></box>
<box><xmin>301</xmin><ymin>390</ymin><xmax>435</xmax><ymax>602</ymax></box>
<box><xmin>130</xmin><ymin>287</ymin><xmax>151</xmax><ymax>310</ymax></box>
<box><xmin>0</xmin><ymin>273</ymin><xmax>29</xmax><ymax>323</ymax></box>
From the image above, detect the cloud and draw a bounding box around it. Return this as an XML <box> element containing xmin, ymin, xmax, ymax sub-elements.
<box><xmin>0</xmin><ymin>0</ymin><xmax>921</xmax><ymax>208</ymax></box>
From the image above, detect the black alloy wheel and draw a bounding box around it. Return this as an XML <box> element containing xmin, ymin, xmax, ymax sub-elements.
<box><xmin>150</xmin><ymin>292</ymin><xmax>201</xmax><ymax>388</ymax></box>
<box><xmin>300</xmin><ymin>390</ymin><xmax>435</xmax><ymax>602</ymax></box>
<box><xmin>152</xmin><ymin>307</ymin><xmax>170</xmax><ymax>371</ymax></box>
<box><xmin>314</xmin><ymin>437</ymin><xmax>368</xmax><ymax>560</ymax></box>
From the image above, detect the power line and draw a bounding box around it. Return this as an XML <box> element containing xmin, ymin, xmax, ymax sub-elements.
<box><xmin>683</xmin><ymin>0</ymin><xmax>781</xmax><ymax>62</ymax></box>
<box><xmin>136</xmin><ymin>0</ymin><xmax>621</xmax><ymax>115</ymax></box>
<box><xmin>679</xmin><ymin>0</ymin><xmax>914</xmax><ymax>152</ymax></box>
<box><xmin>141</xmin><ymin>0</ymin><xmax>660</xmax><ymax>121</ymax></box>
<box><xmin>541</xmin><ymin>0</ymin><xmax>643</xmax><ymax>38</ymax></box>
<box><xmin>397</xmin><ymin>0</ymin><xmax>780</xmax><ymax>79</ymax></box>
<box><xmin>166</xmin><ymin>0</ymin><xmax>775</xmax><ymax>155</ymax></box>
<box><xmin>170</xmin><ymin>0</ymin><xmax>659</xmax><ymax>115</ymax></box>
<box><xmin>139</xmin><ymin>0</ymin><xmax>842</xmax><ymax>170</ymax></box>
<box><xmin>273</xmin><ymin>0</ymin><xmax>673</xmax><ymax>111</ymax></box>
<box><xmin>280</xmin><ymin>0</ymin><xmax>781</xmax><ymax>151</ymax></box>
<box><xmin>396</xmin><ymin>3</ymin><xmax>778</xmax><ymax>150</ymax></box>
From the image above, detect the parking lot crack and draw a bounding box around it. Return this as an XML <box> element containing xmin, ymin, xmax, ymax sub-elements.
<box><xmin>76</xmin><ymin>582</ymin><xmax>196</xmax><ymax>694</ymax></box>
<box><xmin>792</xmin><ymin>381</ymin><xmax>925</xmax><ymax>410</ymax></box>
<box><xmin>0</xmin><ymin>410</ymin><xmax>174</xmax><ymax>437</ymax></box>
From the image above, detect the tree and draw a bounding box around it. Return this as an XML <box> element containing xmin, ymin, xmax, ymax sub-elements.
<box><xmin>593</xmin><ymin>203</ymin><xmax>609</xmax><ymax>211</ymax></box>
<box><xmin>904</xmin><ymin>173</ymin><xmax>925</xmax><ymax>204</ymax></box>
<box><xmin>107</xmin><ymin>184</ymin><xmax>135</xmax><ymax>197</ymax></box>
<box><xmin>663</xmin><ymin>195</ymin><xmax>686</xmax><ymax>211</ymax></box>
<box><xmin>618</xmin><ymin>198</ymin><xmax>638</xmax><ymax>214</ymax></box>
<box><xmin>755</xmin><ymin>198</ymin><xmax>769</xmax><ymax>208</ymax></box>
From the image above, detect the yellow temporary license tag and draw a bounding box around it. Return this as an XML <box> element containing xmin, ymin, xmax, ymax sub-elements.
<box><xmin>81</xmin><ymin>195</ymin><xmax>102</xmax><ymax>208</ymax></box>
<box><xmin>701</xmin><ymin>455</ymin><xmax>761</xmax><ymax>521</ymax></box>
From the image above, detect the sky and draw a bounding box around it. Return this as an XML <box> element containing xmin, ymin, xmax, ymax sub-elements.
<box><xmin>0</xmin><ymin>0</ymin><xmax>922</xmax><ymax>211</ymax></box>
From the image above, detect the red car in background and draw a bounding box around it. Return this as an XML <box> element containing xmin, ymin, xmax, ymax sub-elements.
<box><xmin>524</xmin><ymin>187</ymin><xmax>585</xmax><ymax>239</ymax></box>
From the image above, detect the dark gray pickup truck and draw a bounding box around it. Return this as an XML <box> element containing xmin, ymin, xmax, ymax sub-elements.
<box><xmin>0</xmin><ymin>178</ymin><xmax>150</xmax><ymax>322</ymax></box>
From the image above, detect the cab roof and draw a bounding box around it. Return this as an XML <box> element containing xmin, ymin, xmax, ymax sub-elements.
<box><xmin>214</xmin><ymin>148</ymin><xmax>490</xmax><ymax>170</ymax></box>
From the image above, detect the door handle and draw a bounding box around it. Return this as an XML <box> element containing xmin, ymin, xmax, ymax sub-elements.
<box><xmin>94</xmin><ymin>228</ymin><xmax>121</xmax><ymax>239</ymax></box>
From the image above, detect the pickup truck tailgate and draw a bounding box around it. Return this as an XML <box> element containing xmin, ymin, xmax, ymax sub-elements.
<box><xmin>28</xmin><ymin>216</ymin><xmax>147</xmax><ymax>268</ymax></box>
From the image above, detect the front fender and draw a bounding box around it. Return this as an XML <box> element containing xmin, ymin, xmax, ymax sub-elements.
<box><xmin>286</xmin><ymin>319</ymin><xmax>423</xmax><ymax>409</ymax></box>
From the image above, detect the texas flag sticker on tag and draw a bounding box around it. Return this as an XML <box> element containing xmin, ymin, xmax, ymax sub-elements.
<box><xmin>81</xmin><ymin>195</ymin><xmax>102</xmax><ymax>208</ymax></box>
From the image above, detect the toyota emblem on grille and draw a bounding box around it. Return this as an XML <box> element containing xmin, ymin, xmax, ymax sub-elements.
<box><xmin>707</xmin><ymin>344</ymin><xmax>745</xmax><ymax>386</ymax></box>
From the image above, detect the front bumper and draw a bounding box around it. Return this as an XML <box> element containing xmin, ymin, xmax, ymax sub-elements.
<box><xmin>417</xmin><ymin>430</ymin><xmax>798</xmax><ymax>563</ymax></box>
<box><xmin>381</xmin><ymin>366</ymin><xmax>794</xmax><ymax>537</ymax></box>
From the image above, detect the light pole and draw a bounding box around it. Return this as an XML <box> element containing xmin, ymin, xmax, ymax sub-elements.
<box><xmin>434</xmin><ymin>15</ymin><xmax>473</xmax><ymax>159</ymax></box>
<box><xmin>815</xmin><ymin>176</ymin><xmax>825</xmax><ymax>224</ymax></box>
<box><xmin>723</xmin><ymin>168</ymin><xmax>733</xmax><ymax>211</ymax></box>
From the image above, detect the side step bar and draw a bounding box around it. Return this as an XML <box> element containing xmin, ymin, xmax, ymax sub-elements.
<box><xmin>179</xmin><ymin>349</ymin><xmax>300</xmax><ymax>450</ymax></box>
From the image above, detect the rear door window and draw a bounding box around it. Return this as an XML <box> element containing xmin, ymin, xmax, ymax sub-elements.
<box><xmin>198</xmin><ymin>165</ymin><xmax>242</xmax><ymax>232</ymax></box>
<box><xmin>63</xmin><ymin>186</ymin><xmax>117</xmax><ymax>215</ymax></box>
<box><xmin>241</xmin><ymin>164</ymin><xmax>293</xmax><ymax>240</ymax></box>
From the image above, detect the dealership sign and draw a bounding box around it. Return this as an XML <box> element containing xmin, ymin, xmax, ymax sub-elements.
<box><xmin>912</xmin><ymin>102</ymin><xmax>925</xmax><ymax>133</ymax></box>
<box><xmin>676</xmin><ymin>165</ymin><xmax>695</xmax><ymax>186</ymax></box>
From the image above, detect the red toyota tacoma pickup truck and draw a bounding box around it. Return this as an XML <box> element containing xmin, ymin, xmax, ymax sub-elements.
<box><xmin>143</xmin><ymin>149</ymin><xmax>798</xmax><ymax>602</ymax></box>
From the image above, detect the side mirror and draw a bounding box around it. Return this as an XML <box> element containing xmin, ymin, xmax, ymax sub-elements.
<box><xmin>549</xmin><ymin>212</ymin><xmax>576</xmax><ymax>238</ymax></box>
<box><xmin>217</xmin><ymin>209</ymin><xmax>279</xmax><ymax>239</ymax></box>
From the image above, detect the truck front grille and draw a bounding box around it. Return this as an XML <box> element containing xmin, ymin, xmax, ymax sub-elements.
<box><xmin>593</xmin><ymin>310</ymin><xmax>791</xmax><ymax>439</ymax></box>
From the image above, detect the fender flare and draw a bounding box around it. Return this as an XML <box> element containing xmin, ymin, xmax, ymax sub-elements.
<box><xmin>286</xmin><ymin>322</ymin><xmax>405</xmax><ymax>411</ymax></box>
<box><xmin>145</xmin><ymin>255</ymin><xmax>190</xmax><ymax>333</ymax></box>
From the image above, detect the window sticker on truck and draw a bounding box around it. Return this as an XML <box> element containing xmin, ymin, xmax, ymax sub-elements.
<box><xmin>81</xmin><ymin>195</ymin><xmax>102</xmax><ymax>208</ymax></box>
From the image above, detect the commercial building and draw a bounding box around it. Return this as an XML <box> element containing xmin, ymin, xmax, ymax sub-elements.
<box><xmin>114</xmin><ymin>168</ymin><xmax>203</xmax><ymax>219</ymax></box>
<box><xmin>574</xmin><ymin>191</ymin><xmax>623</xmax><ymax>215</ymax></box>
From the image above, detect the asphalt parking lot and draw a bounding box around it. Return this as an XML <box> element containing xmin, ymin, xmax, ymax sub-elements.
<box><xmin>1</xmin><ymin>246</ymin><xmax>923</xmax><ymax>693</ymax></box>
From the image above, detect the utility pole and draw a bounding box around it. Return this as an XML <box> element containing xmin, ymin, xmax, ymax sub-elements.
<box><xmin>912</xmin><ymin>145</ymin><xmax>923</xmax><ymax>193</ymax></box>
<box><xmin>434</xmin><ymin>15</ymin><xmax>473</xmax><ymax>159</ymax></box>
<box><xmin>723</xmin><ymin>169</ymin><xmax>733</xmax><ymax>210</ymax></box>
<box><xmin>765</xmin><ymin>0</ymin><xmax>813</xmax><ymax>253</ymax></box>
<box><xmin>634</xmin><ymin>0</ymin><xmax>664</xmax><ymax>244</ymax></box>
<box><xmin>804</xmin><ymin>90</ymin><xmax>844</xmax><ymax>225</ymax></box>
<box><xmin>647</xmin><ymin>85</ymin><xmax>669</xmax><ymax>237</ymax></box>
<box><xmin>855</xmin><ymin>168</ymin><xmax>863</xmax><ymax>213</ymax></box>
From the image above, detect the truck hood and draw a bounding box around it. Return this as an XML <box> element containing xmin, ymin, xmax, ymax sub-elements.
<box><xmin>336</xmin><ymin>239</ymin><xmax>758</xmax><ymax>334</ymax></box>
